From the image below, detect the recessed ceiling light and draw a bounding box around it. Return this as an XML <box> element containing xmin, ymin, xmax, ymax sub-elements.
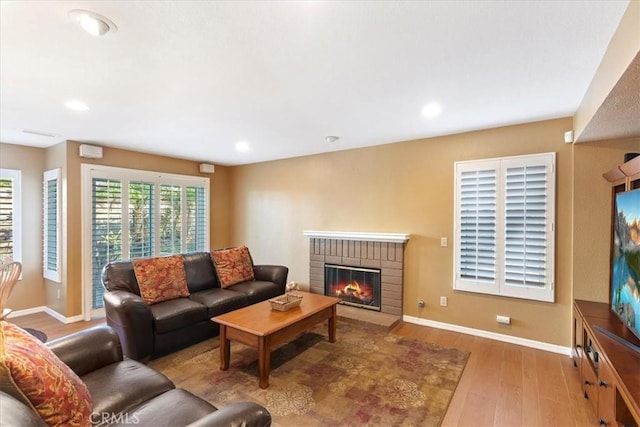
<box><xmin>65</xmin><ymin>100</ymin><xmax>89</xmax><ymax>111</ymax></box>
<box><xmin>325</xmin><ymin>136</ymin><xmax>340</xmax><ymax>143</ymax></box>
<box><xmin>69</xmin><ymin>9</ymin><xmax>117</xmax><ymax>36</ymax></box>
<box><xmin>421</xmin><ymin>103</ymin><xmax>442</xmax><ymax>118</ymax></box>
<box><xmin>235</xmin><ymin>141</ymin><xmax>250</xmax><ymax>153</ymax></box>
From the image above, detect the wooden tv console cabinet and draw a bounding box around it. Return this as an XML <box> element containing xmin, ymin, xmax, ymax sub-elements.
<box><xmin>573</xmin><ymin>299</ymin><xmax>640</xmax><ymax>426</ymax></box>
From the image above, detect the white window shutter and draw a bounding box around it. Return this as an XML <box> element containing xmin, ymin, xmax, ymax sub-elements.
<box><xmin>504</xmin><ymin>165</ymin><xmax>548</xmax><ymax>286</ymax></box>
<box><xmin>128</xmin><ymin>181</ymin><xmax>155</xmax><ymax>259</ymax></box>
<box><xmin>454</xmin><ymin>160</ymin><xmax>500</xmax><ymax>295</ymax></box>
<box><xmin>459</xmin><ymin>169</ymin><xmax>497</xmax><ymax>282</ymax></box>
<box><xmin>454</xmin><ymin>153</ymin><xmax>555</xmax><ymax>302</ymax></box>
<box><xmin>186</xmin><ymin>186</ymin><xmax>207</xmax><ymax>252</ymax></box>
<box><xmin>500</xmin><ymin>154</ymin><xmax>555</xmax><ymax>302</ymax></box>
<box><xmin>43</xmin><ymin>169</ymin><xmax>61</xmax><ymax>282</ymax></box>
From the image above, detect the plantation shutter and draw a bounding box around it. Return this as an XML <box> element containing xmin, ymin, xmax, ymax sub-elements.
<box><xmin>0</xmin><ymin>177</ymin><xmax>14</xmax><ymax>261</ymax></box>
<box><xmin>92</xmin><ymin>178</ymin><xmax>123</xmax><ymax>310</ymax></box>
<box><xmin>459</xmin><ymin>169</ymin><xmax>497</xmax><ymax>282</ymax></box>
<box><xmin>159</xmin><ymin>184</ymin><xmax>182</xmax><ymax>255</ymax></box>
<box><xmin>454</xmin><ymin>153</ymin><xmax>555</xmax><ymax>302</ymax></box>
<box><xmin>43</xmin><ymin>169</ymin><xmax>61</xmax><ymax>281</ymax></box>
<box><xmin>186</xmin><ymin>186</ymin><xmax>207</xmax><ymax>252</ymax></box>
<box><xmin>83</xmin><ymin>164</ymin><xmax>211</xmax><ymax>317</ymax></box>
<box><xmin>500</xmin><ymin>154</ymin><xmax>555</xmax><ymax>301</ymax></box>
<box><xmin>0</xmin><ymin>169</ymin><xmax>21</xmax><ymax>263</ymax></box>
<box><xmin>45</xmin><ymin>179</ymin><xmax>57</xmax><ymax>270</ymax></box>
<box><xmin>128</xmin><ymin>181</ymin><xmax>155</xmax><ymax>258</ymax></box>
<box><xmin>504</xmin><ymin>165</ymin><xmax>548</xmax><ymax>287</ymax></box>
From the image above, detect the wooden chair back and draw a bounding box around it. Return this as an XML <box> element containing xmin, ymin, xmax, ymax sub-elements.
<box><xmin>0</xmin><ymin>262</ymin><xmax>22</xmax><ymax>320</ymax></box>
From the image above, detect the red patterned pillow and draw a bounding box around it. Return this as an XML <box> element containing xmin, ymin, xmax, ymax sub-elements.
<box><xmin>211</xmin><ymin>246</ymin><xmax>255</xmax><ymax>288</ymax></box>
<box><xmin>132</xmin><ymin>255</ymin><xmax>190</xmax><ymax>305</ymax></box>
<box><xmin>0</xmin><ymin>321</ymin><xmax>93</xmax><ymax>426</ymax></box>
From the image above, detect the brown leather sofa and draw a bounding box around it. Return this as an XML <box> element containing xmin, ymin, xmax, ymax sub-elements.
<box><xmin>102</xmin><ymin>251</ymin><xmax>288</xmax><ymax>362</ymax></box>
<box><xmin>0</xmin><ymin>325</ymin><xmax>271</xmax><ymax>427</ymax></box>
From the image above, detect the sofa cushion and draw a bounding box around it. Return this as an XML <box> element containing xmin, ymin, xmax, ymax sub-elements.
<box><xmin>0</xmin><ymin>322</ymin><xmax>92</xmax><ymax>427</ymax></box>
<box><xmin>189</xmin><ymin>289</ymin><xmax>248</xmax><ymax>317</ymax></box>
<box><xmin>114</xmin><ymin>389</ymin><xmax>216</xmax><ymax>427</ymax></box>
<box><xmin>183</xmin><ymin>251</ymin><xmax>219</xmax><ymax>293</ymax></box>
<box><xmin>227</xmin><ymin>280</ymin><xmax>283</xmax><ymax>305</ymax></box>
<box><xmin>210</xmin><ymin>246</ymin><xmax>255</xmax><ymax>288</ymax></box>
<box><xmin>81</xmin><ymin>359</ymin><xmax>174</xmax><ymax>424</ymax></box>
<box><xmin>132</xmin><ymin>255</ymin><xmax>190</xmax><ymax>305</ymax></box>
<box><xmin>149</xmin><ymin>298</ymin><xmax>209</xmax><ymax>334</ymax></box>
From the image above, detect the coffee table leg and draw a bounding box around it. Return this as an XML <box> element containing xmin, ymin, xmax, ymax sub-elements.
<box><xmin>220</xmin><ymin>325</ymin><xmax>230</xmax><ymax>371</ymax></box>
<box><xmin>328</xmin><ymin>305</ymin><xmax>337</xmax><ymax>343</ymax></box>
<box><xmin>258</xmin><ymin>336</ymin><xmax>270</xmax><ymax>389</ymax></box>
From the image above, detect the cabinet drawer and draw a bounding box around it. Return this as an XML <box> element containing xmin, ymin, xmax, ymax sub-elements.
<box><xmin>582</xmin><ymin>361</ymin><xmax>598</xmax><ymax>414</ymax></box>
<box><xmin>597</xmin><ymin>359</ymin><xmax>616</xmax><ymax>427</ymax></box>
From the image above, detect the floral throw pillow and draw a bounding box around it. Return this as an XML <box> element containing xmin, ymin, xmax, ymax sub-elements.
<box><xmin>211</xmin><ymin>246</ymin><xmax>255</xmax><ymax>288</ymax></box>
<box><xmin>0</xmin><ymin>321</ymin><xmax>93</xmax><ymax>426</ymax></box>
<box><xmin>132</xmin><ymin>255</ymin><xmax>190</xmax><ymax>305</ymax></box>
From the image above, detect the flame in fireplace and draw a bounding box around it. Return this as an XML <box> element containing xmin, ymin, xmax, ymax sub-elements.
<box><xmin>335</xmin><ymin>281</ymin><xmax>372</xmax><ymax>302</ymax></box>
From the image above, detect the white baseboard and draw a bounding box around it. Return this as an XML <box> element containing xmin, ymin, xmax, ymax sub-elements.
<box><xmin>43</xmin><ymin>308</ymin><xmax>84</xmax><ymax>324</ymax></box>
<box><xmin>403</xmin><ymin>315</ymin><xmax>571</xmax><ymax>356</ymax></box>
<box><xmin>6</xmin><ymin>306</ymin><xmax>47</xmax><ymax>318</ymax></box>
<box><xmin>5</xmin><ymin>306</ymin><xmax>84</xmax><ymax>324</ymax></box>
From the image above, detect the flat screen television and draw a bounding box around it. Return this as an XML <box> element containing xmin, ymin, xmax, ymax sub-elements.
<box><xmin>608</xmin><ymin>188</ymin><xmax>640</xmax><ymax>351</ymax></box>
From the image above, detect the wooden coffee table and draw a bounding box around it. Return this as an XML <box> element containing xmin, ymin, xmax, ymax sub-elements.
<box><xmin>212</xmin><ymin>291</ymin><xmax>340</xmax><ymax>388</ymax></box>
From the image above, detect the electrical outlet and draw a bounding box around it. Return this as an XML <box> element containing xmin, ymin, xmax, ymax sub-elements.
<box><xmin>57</xmin><ymin>289</ymin><xmax>61</xmax><ymax>299</ymax></box>
<box><xmin>418</xmin><ymin>300</ymin><xmax>425</xmax><ymax>308</ymax></box>
<box><xmin>440</xmin><ymin>296</ymin><xmax>448</xmax><ymax>307</ymax></box>
<box><xmin>440</xmin><ymin>237</ymin><xmax>448</xmax><ymax>247</ymax></box>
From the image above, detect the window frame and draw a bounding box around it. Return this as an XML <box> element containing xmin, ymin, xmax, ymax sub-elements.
<box><xmin>453</xmin><ymin>152</ymin><xmax>556</xmax><ymax>302</ymax></box>
<box><xmin>81</xmin><ymin>164</ymin><xmax>210</xmax><ymax>318</ymax></box>
<box><xmin>0</xmin><ymin>168</ymin><xmax>22</xmax><ymax>264</ymax></box>
<box><xmin>43</xmin><ymin>168</ymin><xmax>61</xmax><ymax>282</ymax></box>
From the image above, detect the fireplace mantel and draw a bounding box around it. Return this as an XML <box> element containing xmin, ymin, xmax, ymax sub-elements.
<box><xmin>303</xmin><ymin>230</ymin><xmax>410</xmax><ymax>243</ymax></box>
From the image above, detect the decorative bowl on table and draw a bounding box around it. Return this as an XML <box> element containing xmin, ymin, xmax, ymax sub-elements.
<box><xmin>268</xmin><ymin>293</ymin><xmax>303</xmax><ymax>311</ymax></box>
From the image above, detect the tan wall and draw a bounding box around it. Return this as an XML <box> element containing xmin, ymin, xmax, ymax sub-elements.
<box><xmin>572</xmin><ymin>137</ymin><xmax>640</xmax><ymax>302</ymax></box>
<box><xmin>229</xmin><ymin>117</ymin><xmax>574</xmax><ymax>346</ymax></box>
<box><xmin>0</xmin><ymin>143</ymin><xmax>46</xmax><ymax>310</ymax></box>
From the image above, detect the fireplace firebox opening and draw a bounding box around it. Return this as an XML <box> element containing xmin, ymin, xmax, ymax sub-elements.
<box><xmin>324</xmin><ymin>264</ymin><xmax>381</xmax><ymax>311</ymax></box>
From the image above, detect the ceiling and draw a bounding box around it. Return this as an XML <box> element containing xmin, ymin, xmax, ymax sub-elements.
<box><xmin>0</xmin><ymin>1</ymin><xmax>631</xmax><ymax>166</ymax></box>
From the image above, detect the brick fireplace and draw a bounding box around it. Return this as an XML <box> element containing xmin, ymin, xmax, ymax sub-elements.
<box><xmin>304</xmin><ymin>231</ymin><xmax>410</xmax><ymax>329</ymax></box>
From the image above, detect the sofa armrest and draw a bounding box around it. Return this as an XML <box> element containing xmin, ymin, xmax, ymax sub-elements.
<box><xmin>185</xmin><ymin>402</ymin><xmax>271</xmax><ymax>427</ymax></box>
<box><xmin>103</xmin><ymin>290</ymin><xmax>154</xmax><ymax>362</ymax></box>
<box><xmin>47</xmin><ymin>325</ymin><xmax>122</xmax><ymax>377</ymax></box>
<box><xmin>253</xmin><ymin>265</ymin><xmax>288</xmax><ymax>289</ymax></box>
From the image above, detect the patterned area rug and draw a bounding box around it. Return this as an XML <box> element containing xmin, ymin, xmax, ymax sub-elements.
<box><xmin>150</xmin><ymin>322</ymin><xmax>469</xmax><ymax>426</ymax></box>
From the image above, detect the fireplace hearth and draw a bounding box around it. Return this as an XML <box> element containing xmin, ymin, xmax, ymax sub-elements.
<box><xmin>325</xmin><ymin>264</ymin><xmax>381</xmax><ymax>311</ymax></box>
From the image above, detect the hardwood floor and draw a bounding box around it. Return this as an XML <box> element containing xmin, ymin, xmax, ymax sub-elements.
<box><xmin>393</xmin><ymin>323</ymin><xmax>598</xmax><ymax>427</ymax></box>
<box><xmin>10</xmin><ymin>313</ymin><xmax>597</xmax><ymax>426</ymax></box>
<box><xmin>11</xmin><ymin>312</ymin><xmax>105</xmax><ymax>341</ymax></box>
